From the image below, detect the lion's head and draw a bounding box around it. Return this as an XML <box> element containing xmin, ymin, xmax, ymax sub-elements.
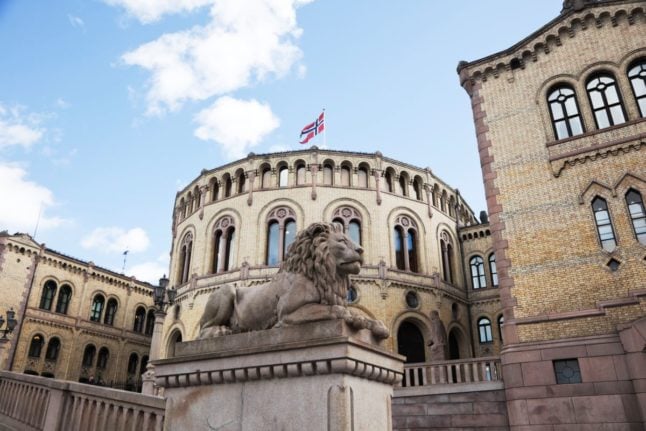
<box><xmin>280</xmin><ymin>222</ymin><xmax>363</xmax><ymax>305</ymax></box>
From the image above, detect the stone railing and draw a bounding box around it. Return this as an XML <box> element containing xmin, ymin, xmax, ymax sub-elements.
<box><xmin>0</xmin><ymin>371</ymin><xmax>165</xmax><ymax>431</ymax></box>
<box><xmin>400</xmin><ymin>357</ymin><xmax>502</xmax><ymax>387</ymax></box>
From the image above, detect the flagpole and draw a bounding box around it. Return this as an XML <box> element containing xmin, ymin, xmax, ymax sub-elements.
<box><xmin>323</xmin><ymin>108</ymin><xmax>326</xmax><ymax>148</ymax></box>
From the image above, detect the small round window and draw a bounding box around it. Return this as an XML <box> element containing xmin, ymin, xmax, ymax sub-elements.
<box><xmin>347</xmin><ymin>286</ymin><xmax>358</xmax><ymax>303</ymax></box>
<box><xmin>405</xmin><ymin>291</ymin><xmax>419</xmax><ymax>309</ymax></box>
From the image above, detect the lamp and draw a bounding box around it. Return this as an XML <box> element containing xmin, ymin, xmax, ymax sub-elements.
<box><xmin>0</xmin><ymin>308</ymin><xmax>17</xmax><ymax>339</ymax></box>
<box><xmin>153</xmin><ymin>275</ymin><xmax>175</xmax><ymax>311</ymax></box>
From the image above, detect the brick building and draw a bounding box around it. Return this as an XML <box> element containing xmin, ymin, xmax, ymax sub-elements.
<box><xmin>458</xmin><ymin>0</ymin><xmax>645</xmax><ymax>427</ymax></box>
<box><xmin>0</xmin><ymin>232</ymin><xmax>155</xmax><ymax>388</ymax></box>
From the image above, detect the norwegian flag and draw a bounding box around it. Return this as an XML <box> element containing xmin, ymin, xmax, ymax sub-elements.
<box><xmin>299</xmin><ymin>111</ymin><xmax>325</xmax><ymax>144</ymax></box>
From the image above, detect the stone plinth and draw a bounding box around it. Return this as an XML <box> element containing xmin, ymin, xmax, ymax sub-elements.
<box><xmin>153</xmin><ymin>319</ymin><xmax>404</xmax><ymax>431</ymax></box>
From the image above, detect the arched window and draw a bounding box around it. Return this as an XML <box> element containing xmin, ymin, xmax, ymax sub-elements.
<box><xmin>413</xmin><ymin>177</ymin><xmax>423</xmax><ymax>201</ymax></box>
<box><xmin>547</xmin><ymin>85</ymin><xmax>584</xmax><ymax>139</ymax></box>
<box><xmin>586</xmin><ymin>73</ymin><xmax>626</xmax><ymax>129</ymax></box>
<box><xmin>592</xmin><ymin>197</ymin><xmax>616</xmax><ymax>252</ymax></box>
<box><xmin>322</xmin><ymin>163</ymin><xmax>333</xmax><ymax>185</ymax></box>
<box><xmin>97</xmin><ymin>347</ymin><xmax>109</xmax><ymax>370</ymax></box>
<box><xmin>45</xmin><ymin>338</ymin><xmax>61</xmax><ymax>361</ymax></box>
<box><xmin>347</xmin><ymin>286</ymin><xmax>358</xmax><ymax>303</ymax></box>
<box><xmin>384</xmin><ymin>169</ymin><xmax>395</xmax><ymax>193</ymax></box>
<box><xmin>211</xmin><ymin>179</ymin><xmax>219</xmax><ymax>201</ymax></box>
<box><xmin>261</xmin><ymin>166</ymin><xmax>272</xmax><ymax>188</ymax></box>
<box><xmin>440</xmin><ymin>191</ymin><xmax>447</xmax><ymax>212</ymax></box>
<box><xmin>295</xmin><ymin>163</ymin><xmax>306</xmax><ymax>185</ymax></box>
<box><xmin>145</xmin><ymin>309</ymin><xmax>155</xmax><ymax>336</ymax></box>
<box><xmin>440</xmin><ymin>232</ymin><xmax>454</xmax><ymax>284</ymax></box>
<box><xmin>626</xmin><ymin>189</ymin><xmax>646</xmax><ymax>244</ymax></box>
<box><xmin>340</xmin><ymin>164</ymin><xmax>351</xmax><ymax>186</ymax></box>
<box><xmin>357</xmin><ymin>166</ymin><xmax>369</xmax><ymax>188</ymax></box>
<box><xmin>103</xmin><ymin>298</ymin><xmax>118</xmax><ymax>326</ymax></box>
<box><xmin>497</xmin><ymin>315</ymin><xmax>504</xmax><ymax>342</ymax></box>
<box><xmin>179</xmin><ymin>198</ymin><xmax>186</xmax><ymax>219</ymax></box>
<box><xmin>28</xmin><ymin>334</ymin><xmax>44</xmax><ymax>358</ymax></box>
<box><xmin>265</xmin><ymin>207</ymin><xmax>297</xmax><ymax>265</ymax></box>
<box><xmin>133</xmin><ymin>307</ymin><xmax>146</xmax><ymax>333</ymax></box>
<box><xmin>40</xmin><ymin>280</ymin><xmax>57</xmax><ymax>311</ymax></box>
<box><xmin>186</xmin><ymin>193</ymin><xmax>193</xmax><ymax>215</ymax></box>
<box><xmin>478</xmin><ymin>318</ymin><xmax>493</xmax><ymax>344</ymax></box>
<box><xmin>432</xmin><ymin>185</ymin><xmax>438</xmax><ymax>207</ymax></box>
<box><xmin>488</xmin><ymin>253</ymin><xmax>498</xmax><ymax>287</ymax></box>
<box><xmin>89</xmin><ymin>294</ymin><xmax>105</xmax><ymax>322</ymax></box>
<box><xmin>628</xmin><ymin>59</ymin><xmax>646</xmax><ymax>117</ymax></box>
<box><xmin>211</xmin><ymin>216</ymin><xmax>236</xmax><ymax>273</ymax></box>
<box><xmin>55</xmin><ymin>284</ymin><xmax>72</xmax><ymax>314</ymax></box>
<box><xmin>82</xmin><ymin>345</ymin><xmax>96</xmax><ymax>367</ymax></box>
<box><xmin>393</xmin><ymin>215</ymin><xmax>419</xmax><ymax>272</ymax></box>
<box><xmin>470</xmin><ymin>256</ymin><xmax>486</xmax><ymax>289</ymax></box>
<box><xmin>224</xmin><ymin>175</ymin><xmax>232</xmax><ymax>198</ymax></box>
<box><xmin>237</xmin><ymin>172</ymin><xmax>246</xmax><ymax>194</ymax></box>
<box><xmin>168</xmin><ymin>330</ymin><xmax>183</xmax><ymax>357</ymax></box>
<box><xmin>278</xmin><ymin>166</ymin><xmax>289</xmax><ymax>187</ymax></box>
<box><xmin>127</xmin><ymin>353</ymin><xmax>139</xmax><ymax>375</ymax></box>
<box><xmin>331</xmin><ymin>206</ymin><xmax>363</xmax><ymax>245</ymax></box>
<box><xmin>399</xmin><ymin>174</ymin><xmax>408</xmax><ymax>197</ymax></box>
<box><xmin>177</xmin><ymin>232</ymin><xmax>193</xmax><ymax>284</ymax></box>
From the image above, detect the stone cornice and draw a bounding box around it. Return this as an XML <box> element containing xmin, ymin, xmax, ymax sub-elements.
<box><xmin>458</xmin><ymin>1</ymin><xmax>644</xmax><ymax>89</ymax></box>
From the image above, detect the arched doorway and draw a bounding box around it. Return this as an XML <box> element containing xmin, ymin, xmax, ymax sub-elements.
<box><xmin>448</xmin><ymin>328</ymin><xmax>461</xmax><ymax>360</ymax></box>
<box><xmin>167</xmin><ymin>330</ymin><xmax>183</xmax><ymax>358</ymax></box>
<box><xmin>397</xmin><ymin>321</ymin><xmax>426</xmax><ymax>363</ymax></box>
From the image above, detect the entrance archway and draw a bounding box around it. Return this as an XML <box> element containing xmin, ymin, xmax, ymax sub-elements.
<box><xmin>397</xmin><ymin>321</ymin><xmax>426</xmax><ymax>363</ymax></box>
<box><xmin>448</xmin><ymin>328</ymin><xmax>461</xmax><ymax>360</ymax></box>
<box><xmin>167</xmin><ymin>330</ymin><xmax>183</xmax><ymax>357</ymax></box>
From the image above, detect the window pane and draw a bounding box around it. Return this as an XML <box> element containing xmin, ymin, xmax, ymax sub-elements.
<box><xmin>639</xmin><ymin>99</ymin><xmax>646</xmax><ymax>117</ymax></box>
<box><xmin>555</xmin><ymin>121</ymin><xmax>569</xmax><ymax>139</ymax></box>
<box><xmin>348</xmin><ymin>221</ymin><xmax>361</xmax><ymax>245</ymax></box>
<box><xmin>284</xmin><ymin>221</ymin><xmax>296</xmax><ymax>257</ymax></box>
<box><xmin>279</xmin><ymin>168</ymin><xmax>288</xmax><ymax>187</ymax></box>
<box><xmin>564</xmin><ymin>97</ymin><xmax>577</xmax><ymax>115</ymax></box>
<box><xmin>595</xmin><ymin>211</ymin><xmax>610</xmax><ymax>224</ymax></box>
<box><xmin>570</xmin><ymin>117</ymin><xmax>584</xmax><ymax>136</ymax></box>
<box><xmin>605</xmin><ymin>86</ymin><xmax>619</xmax><ymax>104</ymax></box>
<box><xmin>267</xmin><ymin>222</ymin><xmax>280</xmax><ymax>266</ymax></box>
<box><xmin>296</xmin><ymin>167</ymin><xmax>305</xmax><ymax>185</ymax></box>
<box><xmin>595</xmin><ymin>110</ymin><xmax>610</xmax><ymax>128</ymax></box>
<box><xmin>609</xmin><ymin>105</ymin><xmax>625</xmax><ymax>124</ymax></box>
<box><xmin>589</xmin><ymin>90</ymin><xmax>603</xmax><ymax>108</ymax></box>
<box><xmin>628</xmin><ymin>202</ymin><xmax>645</xmax><ymax>218</ymax></box>
<box><xmin>551</xmin><ymin>101</ymin><xmax>564</xmax><ymax>119</ymax></box>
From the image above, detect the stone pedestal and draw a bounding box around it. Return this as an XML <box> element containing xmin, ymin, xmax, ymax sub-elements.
<box><xmin>153</xmin><ymin>320</ymin><xmax>404</xmax><ymax>431</ymax></box>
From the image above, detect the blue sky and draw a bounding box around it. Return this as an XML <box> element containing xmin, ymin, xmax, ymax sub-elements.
<box><xmin>0</xmin><ymin>0</ymin><xmax>561</xmax><ymax>283</ymax></box>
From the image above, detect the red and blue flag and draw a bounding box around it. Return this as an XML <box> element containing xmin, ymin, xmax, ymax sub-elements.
<box><xmin>299</xmin><ymin>111</ymin><xmax>325</xmax><ymax>144</ymax></box>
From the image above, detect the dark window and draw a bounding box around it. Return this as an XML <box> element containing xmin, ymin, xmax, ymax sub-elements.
<box><xmin>440</xmin><ymin>234</ymin><xmax>454</xmax><ymax>284</ymax></box>
<box><xmin>104</xmin><ymin>298</ymin><xmax>118</xmax><ymax>326</ymax></box>
<box><xmin>45</xmin><ymin>338</ymin><xmax>61</xmax><ymax>361</ymax></box>
<box><xmin>607</xmin><ymin>258</ymin><xmax>621</xmax><ymax>272</ymax></box>
<box><xmin>40</xmin><ymin>280</ymin><xmax>57</xmax><ymax>311</ymax></box>
<box><xmin>144</xmin><ymin>310</ymin><xmax>155</xmax><ymax>336</ymax></box>
<box><xmin>413</xmin><ymin>179</ymin><xmax>423</xmax><ymax>201</ymax></box>
<box><xmin>224</xmin><ymin>228</ymin><xmax>235</xmax><ymax>270</ymax></box>
<box><xmin>224</xmin><ymin>176</ymin><xmax>232</xmax><ymax>197</ymax></box>
<box><xmin>394</xmin><ymin>227</ymin><xmax>405</xmax><ymax>270</ymax></box>
<box><xmin>212</xmin><ymin>230</ymin><xmax>222</xmax><ymax>273</ymax></box>
<box><xmin>89</xmin><ymin>295</ymin><xmax>105</xmax><ymax>322</ymax></box>
<box><xmin>497</xmin><ymin>315</ymin><xmax>504</xmax><ymax>342</ymax></box>
<box><xmin>478</xmin><ymin>318</ymin><xmax>493</xmax><ymax>343</ymax></box>
<box><xmin>178</xmin><ymin>233</ymin><xmax>193</xmax><ymax>283</ymax></box>
<box><xmin>592</xmin><ymin>197</ymin><xmax>617</xmax><ymax>252</ymax></box>
<box><xmin>626</xmin><ymin>189</ymin><xmax>646</xmax><ymax>245</ymax></box>
<box><xmin>55</xmin><ymin>285</ymin><xmax>72</xmax><ymax>314</ymax></box>
<box><xmin>347</xmin><ymin>286</ymin><xmax>358</xmax><ymax>303</ymax></box>
<box><xmin>211</xmin><ymin>181</ymin><xmax>219</xmax><ymax>201</ymax></box>
<box><xmin>628</xmin><ymin>59</ymin><xmax>646</xmax><ymax>117</ymax></box>
<box><xmin>547</xmin><ymin>86</ymin><xmax>584</xmax><ymax>139</ymax></box>
<box><xmin>470</xmin><ymin>256</ymin><xmax>486</xmax><ymax>289</ymax></box>
<box><xmin>212</xmin><ymin>217</ymin><xmax>236</xmax><ymax>273</ymax></box>
<box><xmin>283</xmin><ymin>220</ymin><xmax>296</xmax><ymax>258</ymax></box>
<box><xmin>82</xmin><ymin>345</ymin><xmax>96</xmax><ymax>367</ymax></box>
<box><xmin>140</xmin><ymin>355</ymin><xmax>149</xmax><ymax>375</ymax></box>
<box><xmin>133</xmin><ymin>307</ymin><xmax>146</xmax><ymax>333</ymax></box>
<box><xmin>489</xmin><ymin>254</ymin><xmax>498</xmax><ymax>287</ymax></box>
<box><xmin>237</xmin><ymin>173</ymin><xmax>245</xmax><ymax>194</ymax></box>
<box><xmin>586</xmin><ymin>74</ymin><xmax>626</xmax><ymax>129</ymax></box>
<box><xmin>385</xmin><ymin>170</ymin><xmax>394</xmax><ymax>193</ymax></box>
<box><xmin>399</xmin><ymin>175</ymin><xmax>408</xmax><ymax>196</ymax></box>
<box><xmin>407</xmin><ymin>229</ymin><xmax>418</xmax><ymax>273</ymax></box>
<box><xmin>266</xmin><ymin>221</ymin><xmax>280</xmax><ymax>266</ymax></box>
<box><xmin>127</xmin><ymin>353</ymin><xmax>139</xmax><ymax>375</ymax></box>
<box><xmin>261</xmin><ymin>167</ymin><xmax>272</xmax><ymax>188</ymax></box>
<box><xmin>97</xmin><ymin>347</ymin><xmax>109</xmax><ymax>369</ymax></box>
<box><xmin>397</xmin><ymin>321</ymin><xmax>425</xmax><ymax>363</ymax></box>
<box><xmin>553</xmin><ymin>359</ymin><xmax>582</xmax><ymax>384</ymax></box>
<box><xmin>405</xmin><ymin>291</ymin><xmax>419</xmax><ymax>309</ymax></box>
<box><xmin>28</xmin><ymin>335</ymin><xmax>44</xmax><ymax>358</ymax></box>
<box><xmin>278</xmin><ymin>166</ymin><xmax>288</xmax><ymax>187</ymax></box>
<box><xmin>265</xmin><ymin>207</ymin><xmax>296</xmax><ymax>265</ymax></box>
<box><xmin>357</xmin><ymin>167</ymin><xmax>368</xmax><ymax>188</ymax></box>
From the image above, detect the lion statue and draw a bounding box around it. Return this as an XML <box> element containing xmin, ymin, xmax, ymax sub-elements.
<box><xmin>198</xmin><ymin>222</ymin><xmax>389</xmax><ymax>340</ymax></box>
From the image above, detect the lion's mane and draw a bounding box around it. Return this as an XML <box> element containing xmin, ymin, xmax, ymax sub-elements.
<box><xmin>279</xmin><ymin>222</ymin><xmax>348</xmax><ymax>306</ymax></box>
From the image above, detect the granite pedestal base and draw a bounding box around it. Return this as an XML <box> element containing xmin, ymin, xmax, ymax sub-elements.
<box><xmin>153</xmin><ymin>320</ymin><xmax>404</xmax><ymax>431</ymax></box>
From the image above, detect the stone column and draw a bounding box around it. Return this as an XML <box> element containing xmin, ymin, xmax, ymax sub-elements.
<box><xmin>373</xmin><ymin>170</ymin><xmax>382</xmax><ymax>205</ymax></box>
<box><xmin>142</xmin><ymin>310</ymin><xmax>167</xmax><ymax>395</ymax></box>
<box><xmin>246</xmin><ymin>171</ymin><xmax>255</xmax><ymax>206</ymax></box>
<box><xmin>310</xmin><ymin>164</ymin><xmax>318</xmax><ymax>200</ymax></box>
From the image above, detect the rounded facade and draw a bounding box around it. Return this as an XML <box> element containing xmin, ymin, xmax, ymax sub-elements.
<box><xmin>161</xmin><ymin>148</ymin><xmax>497</xmax><ymax>361</ymax></box>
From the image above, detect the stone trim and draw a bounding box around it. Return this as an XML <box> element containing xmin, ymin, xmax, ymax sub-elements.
<box><xmin>510</xmin><ymin>288</ymin><xmax>645</xmax><ymax>325</ymax></box>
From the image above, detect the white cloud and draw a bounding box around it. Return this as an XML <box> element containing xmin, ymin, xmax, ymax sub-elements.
<box><xmin>0</xmin><ymin>104</ymin><xmax>44</xmax><ymax>149</ymax></box>
<box><xmin>67</xmin><ymin>14</ymin><xmax>86</xmax><ymax>30</ymax></box>
<box><xmin>0</xmin><ymin>163</ymin><xmax>66</xmax><ymax>232</ymax></box>
<box><xmin>119</xmin><ymin>0</ymin><xmax>310</xmax><ymax>115</ymax></box>
<box><xmin>128</xmin><ymin>254</ymin><xmax>169</xmax><ymax>284</ymax></box>
<box><xmin>81</xmin><ymin>227</ymin><xmax>150</xmax><ymax>253</ymax></box>
<box><xmin>105</xmin><ymin>0</ymin><xmax>212</xmax><ymax>24</ymax></box>
<box><xmin>194</xmin><ymin>96</ymin><xmax>279</xmax><ymax>159</ymax></box>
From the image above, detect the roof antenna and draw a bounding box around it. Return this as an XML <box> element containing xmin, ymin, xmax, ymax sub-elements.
<box><xmin>122</xmin><ymin>249</ymin><xmax>129</xmax><ymax>273</ymax></box>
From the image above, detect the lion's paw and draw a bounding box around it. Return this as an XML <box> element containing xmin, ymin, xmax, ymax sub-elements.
<box><xmin>199</xmin><ymin>325</ymin><xmax>233</xmax><ymax>339</ymax></box>
<box><xmin>370</xmin><ymin>320</ymin><xmax>390</xmax><ymax>340</ymax></box>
